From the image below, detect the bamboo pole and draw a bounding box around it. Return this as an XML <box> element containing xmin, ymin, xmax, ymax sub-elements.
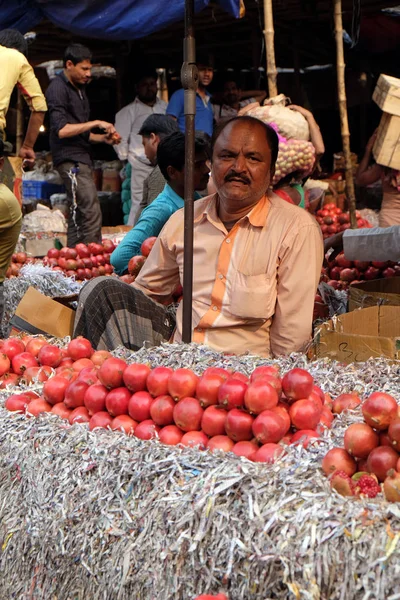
<box><xmin>16</xmin><ymin>90</ymin><xmax>24</xmax><ymax>154</ymax></box>
<box><xmin>333</xmin><ymin>0</ymin><xmax>357</xmax><ymax>229</ymax></box>
<box><xmin>263</xmin><ymin>0</ymin><xmax>278</xmax><ymax>98</ymax></box>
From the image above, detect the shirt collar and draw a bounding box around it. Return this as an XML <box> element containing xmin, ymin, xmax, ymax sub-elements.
<box><xmin>194</xmin><ymin>193</ymin><xmax>270</xmax><ymax>227</ymax></box>
<box><xmin>164</xmin><ymin>183</ymin><xmax>202</xmax><ymax>206</ymax></box>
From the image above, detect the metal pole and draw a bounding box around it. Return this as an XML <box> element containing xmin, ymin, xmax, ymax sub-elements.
<box><xmin>181</xmin><ymin>0</ymin><xmax>198</xmax><ymax>343</ymax></box>
<box><xmin>333</xmin><ymin>0</ymin><xmax>357</xmax><ymax>229</ymax></box>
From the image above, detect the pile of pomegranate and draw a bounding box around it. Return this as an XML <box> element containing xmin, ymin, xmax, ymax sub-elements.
<box><xmin>322</xmin><ymin>391</ymin><xmax>400</xmax><ymax>501</ymax></box>
<box><xmin>321</xmin><ymin>255</ymin><xmax>399</xmax><ymax>291</ymax></box>
<box><xmin>0</xmin><ymin>336</ymin><xmax>335</xmax><ymax>463</ymax></box>
<box><xmin>42</xmin><ymin>240</ymin><xmax>116</xmax><ymax>281</ymax></box>
<box><xmin>120</xmin><ymin>236</ymin><xmax>157</xmax><ymax>284</ymax></box>
<box><xmin>6</xmin><ymin>251</ymin><xmax>35</xmax><ymax>278</ymax></box>
<box><xmin>314</xmin><ymin>203</ymin><xmax>372</xmax><ymax>240</ymax></box>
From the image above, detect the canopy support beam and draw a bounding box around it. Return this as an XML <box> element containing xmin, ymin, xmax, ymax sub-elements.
<box><xmin>263</xmin><ymin>0</ymin><xmax>278</xmax><ymax>97</ymax></box>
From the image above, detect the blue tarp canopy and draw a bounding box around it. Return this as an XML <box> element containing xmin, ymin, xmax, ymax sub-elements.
<box><xmin>0</xmin><ymin>0</ymin><xmax>240</xmax><ymax>40</ymax></box>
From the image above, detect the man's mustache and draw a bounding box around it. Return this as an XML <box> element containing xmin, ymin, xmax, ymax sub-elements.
<box><xmin>225</xmin><ymin>171</ymin><xmax>250</xmax><ymax>185</ymax></box>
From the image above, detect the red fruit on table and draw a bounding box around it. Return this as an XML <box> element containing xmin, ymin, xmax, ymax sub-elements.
<box><xmin>64</xmin><ymin>380</ymin><xmax>90</xmax><ymax>409</ymax></box>
<box><xmin>362</xmin><ymin>392</ymin><xmax>398</xmax><ymax>431</ymax></box>
<box><xmin>244</xmin><ymin>380</ymin><xmax>279</xmax><ymax>414</ymax></box>
<box><xmin>84</xmin><ymin>384</ymin><xmax>108</xmax><ymax>415</ymax></box>
<box><xmin>150</xmin><ymin>395</ymin><xmax>175</xmax><ymax>426</ymax></box>
<box><xmin>225</xmin><ymin>409</ymin><xmax>254</xmax><ymax>442</ymax></box>
<box><xmin>26</xmin><ymin>398</ymin><xmax>52</xmax><ymax>417</ymax></box>
<box><xmin>106</xmin><ymin>387</ymin><xmax>131</xmax><ymax>416</ymax></box>
<box><xmin>253</xmin><ymin>443</ymin><xmax>285</xmax><ymax>463</ymax></box>
<box><xmin>67</xmin><ymin>337</ymin><xmax>94</xmax><ymax>360</ymax></box>
<box><xmin>38</xmin><ymin>344</ymin><xmax>62</xmax><ymax>368</ymax></box>
<box><xmin>128</xmin><ymin>391</ymin><xmax>153</xmax><ymax>422</ymax></box>
<box><xmin>250</xmin><ymin>364</ymin><xmax>280</xmax><ymax>382</ymax></box>
<box><xmin>88</xmin><ymin>242</ymin><xmax>104</xmax><ymax>255</ymax></box>
<box><xmin>290</xmin><ymin>429</ymin><xmax>320</xmax><ymax>448</ymax></box>
<box><xmin>51</xmin><ymin>403</ymin><xmax>72</xmax><ymax>420</ymax></box>
<box><xmin>196</xmin><ymin>373</ymin><xmax>226</xmax><ymax>407</ymax></box>
<box><xmin>110</xmin><ymin>415</ymin><xmax>137</xmax><ymax>434</ymax></box>
<box><xmin>168</xmin><ymin>368</ymin><xmax>199</xmax><ymax>401</ymax></box>
<box><xmin>383</xmin><ymin>470</ymin><xmax>400</xmax><ymax>502</ymax></box>
<box><xmin>366</xmin><ymin>446</ymin><xmax>399</xmax><ymax>482</ymax></box>
<box><xmin>173</xmin><ymin>397</ymin><xmax>203</xmax><ymax>432</ymax></box>
<box><xmin>252</xmin><ymin>410</ymin><xmax>287</xmax><ymax>444</ymax></box>
<box><xmin>47</xmin><ymin>248</ymin><xmax>60</xmax><ymax>259</ymax></box>
<box><xmin>146</xmin><ymin>366</ymin><xmax>173</xmax><ymax>397</ymax></box>
<box><xmin>289</xmin><ymin>399</ymin><xmax>321</xmax><ymax>430</ymax></box>
<box><xmin>128</xmin><ymin>255</ymin><xmax>146</xmax><ymax>276</ymax></box>
<box><xmin>25</xmin><ymin>337</ymin><xmax>47</xmax><ymax>358</ymax></box>
<box><xmin>2</xmin><ymin>338</ymin><xmax>25</xmax><ymax>361</ymax></box>
<box><xmin>232</xmin><ymin>441</ymin><xmax>259</xmax><ymax>460</ymax></box>
<box><xmin>332</xmin><ymin>393</ymin><xmax>360</xmax><ymax>414</ymax></box>
<box><xmin>321</xmin><ymin>448</ymin><xmax>357</xmax><ymax>476</ymax></box>
<box><xmin>201</xmin><ymin>406</ymin><xmax>228</xmax><ymax>437</ymax></box>
<box><xmin>180</xmin><ymin>431</ymin><xmax>208</xmax><ymax>449</ymax></box>
<box><xmin>159</xmin><ymin>425</ymin><xmax>184</xmax><ymax>446</ymax></box>
<box><xmin>12</xmin><ymin>352</ymin><xmax>38</xmax><ymax>375</ymax></box>
<box><xmin>72</xmin><ymin>358</ymin><xmax>94</xmax><ymax>372</ymax></box>
<box><xmin>43</xmin><ymin>375</ymin><xmax>70</xmax><ymax>405</ymax></box>
<box><xmin>123</xmin><ymin>362</ymin><xmax>151</xmax><ymax>392</ymax></box>
<box><xmin>207</xmin><ymin>435</ymin><xmax>235</xmax><ymax>452</ymax></box>
<box><xmin>0</xmin><ymin>353</ymin><xmax>10</xmax><ymax>376</ymax></box>
<box><xmin>364</xmin><ymin>266</ymin><xmax>380</xmax><ymax>280</ymax></box>
<box><xmin>75</xmin><ymin>243</ymin><xmax>90</xmax><ymax>258</ymax></box>
<box><xmin>141</xmin><ymin>236</ymin><xmax>157</xmax><ymax>257</ymax></box>
<box><xmin>90</xmin><ymin>350</ymin><xmax>112</xmax><ymax>367</ymax></box>
<box><xmin>134</xmin><ymin>419</ymin><xmax>160</xmax><ymax>440</ymax></box>
<box><xmin>329</xmin><ymin>266</ymin><xmax>342</xmax><ymax>281</ymax></box>
<box><xmin>282</xmin><ymin>368</ymin><xmax>314</xmax><ymax>402</ymax></box>
<box><xmin>102</xmin><ymin>239</ymin><xmax>115</xmax><ymax>252</ymax></box>
<box><xmin>5</xmin><ymin>393</ymin><xmax>30</xmax><ymax>412</ymax></box>
<box><xmin>98</xmin><ymin>357</ymin><xmax>127</xmax><ymax>388</ymax></box>
<box><xmin>69</xmin><ymin>407</ymin><xmax>90</xmax><ymax>425</ymax></box>
<box><xmin>217</xmin><ymin>378</ymin><xmax>247</xmax><ymax>410</ymax></box>
<box><xmin>344</xmin><ymin>423</ymin><xmax>379</xmax><ymax>458</ymax></box>
<box><xmin>336</xmin><ymin>254</ymin><xmax>352</xmax><ymax>268</ymax></box>
<box><xmin>89</xmin><ymin>411</ymin><xmax>112</xmax><ymax>431</ymax></box>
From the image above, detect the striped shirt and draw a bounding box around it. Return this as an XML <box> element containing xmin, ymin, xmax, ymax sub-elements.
<box><xmin>0</xmin><ymin>45</ymin><xmax>47</xmax><ymax>132</ymax></box>
<box><xmin>134</xmin><ymin>192</ymin><xmax>323</xmax><ymax>357</ymax></box>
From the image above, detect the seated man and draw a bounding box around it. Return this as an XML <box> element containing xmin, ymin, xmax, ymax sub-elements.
<box><xmin>133</xmin><ymin>114</ymin><xmax>179</xmax><ymax>225</ymax></box>
<box><xmin>213</xmin><ymin>77</ymin><xmax>266</xmax><ymax>122</ymax></box>
<box><xmin>110</xmin><ymin>131</ymin><xmax>210</xmax><ymax>275</ymax></box>
<box><xmin>74</xmin><ymin>116</ymin><xmax>323</xmax><ymax>357</ymax></box>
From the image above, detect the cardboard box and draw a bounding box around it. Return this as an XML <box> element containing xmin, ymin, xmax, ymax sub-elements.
<box><xmin>373</xmin><ymin>74</ymin><xmax>400</xmax><ymax>117</ymax></box>
<box><xmin>373</xmin><ymin>113</ymin><xmax>400</xmax><ymax>170</ymax></box>
<box><xmin>10</xmin><ymin>287</ymin><xmax>75</xmax><ymax>338</ymax></box>
<box><xmin>311</xmin><ymin>306</ymin><xmax>400</xmax><ymax>363</ymax></box>
<box><xmin>349</xmin><ymin>278</ymin><xmax>400</xmax><ymax>312</ymax></box>
<box><xmin>24</xmin><ymin>234</ymin><xmax>67</xmax><ymax>258</ymax></box>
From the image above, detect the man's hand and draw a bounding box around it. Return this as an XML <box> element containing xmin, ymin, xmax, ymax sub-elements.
<box><xmin>324</xmin><ymin>231</ymin><xmax>344</xmax><ymax>259</ymax></box>
<box><xmin>288</xmin><ymin>104</ymin><xmax>313</xmax><ymax>120</ymax></box>
<box><xmin>19</xmin><ymin>145</ymin><xmax>36</xmax><ymax>167</ymax></box>
<box><xmin>366</xmin><ymin>129</ymin><xmax>378</xmax><ymax>153</ymax></box>
<box><xmin>96</xmin><ymin>120</ymin><xmax>116</xmax><ymax>135</ymax></box>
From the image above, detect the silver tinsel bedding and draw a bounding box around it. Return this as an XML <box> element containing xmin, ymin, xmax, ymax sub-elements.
<box><xmin>1</xmin><ymin>343</ymin><xmax>400</xmax><ymax>600</ymax></box>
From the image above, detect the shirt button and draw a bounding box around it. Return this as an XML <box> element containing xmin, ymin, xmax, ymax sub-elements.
<box><xmin>212</xmin><ymin>306</ymin><xmax>218</xmax><ymax>311</ymax></box>
<box><xmin>197</xmin><ymin>328</ymin><xmax>202</xmax><ymax>333</ymax></box>
<box><xmin>226</xmin><ymin>238</ymin><xmax>231</xmax><ymax>244</ymax></box>
<box><xmin>219</xmin><ymin>274</ymin><xmax>224</xmax><ymax>280</ymax></box>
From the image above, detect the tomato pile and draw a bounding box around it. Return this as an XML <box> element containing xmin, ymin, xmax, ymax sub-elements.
<box><xmin>1</xmin><ymin>336</ymin><xmax>335</xmax><ymax>463</ymax></box>
<box><xmin>42</xmin><ymin>240</ymin><xmax>116</xmax><ymax>281</ymax></box>
<box><xmin>322</xmin><ymin>391</ymin><xmax>400</xmax><ymax>501</ymax></box>
<box><xmin>314</xmin><ymin>203</ymin><xmax>372</xmax><ymax>240</ymax></box>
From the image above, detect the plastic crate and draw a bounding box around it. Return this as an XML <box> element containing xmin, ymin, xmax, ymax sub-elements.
<box><xmin>22</xmin><ymin>180</ymin><xmax>65</xmax><ymax>201</ymax></box>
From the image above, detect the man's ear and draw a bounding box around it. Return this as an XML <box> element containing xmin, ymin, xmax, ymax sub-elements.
<box><xmin>166</xmin><ymin>165</ymin><xmax>176</xmax><ymax>180</ymax></box>
<box><xmin>150</xmin><ymin>133</ymin><xmax>159</xmax><ymax>146</ymax></box>
<box><xmin>0</xmin><ymin>157</ymin><xmax>4</xmax><ymax>171</ymax></box>
<box><xmin>65</xmin><ymin>60</ymin><xmax>73</xmax><ymax>70</ymax></box>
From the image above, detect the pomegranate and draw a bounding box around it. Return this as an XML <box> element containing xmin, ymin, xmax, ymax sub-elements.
<box><xmin>64</xmin><ymin>380</ymin><xmax>90</xmax><ymax>409</ymax></box>
<box><xmin>123</xmin><ymin>363</ymin><xmax>151</xmax><ymax>392</ymax></box>
<box><xmin>84</xmin><ymin>384</ymin><xmax>108</xmax><ymax>415</ymax></box>
<box><xmin>141</xmin><ymin>236</ymin><xmax>157</xmax><ymax>257</ymax></box>
<box><xmin>282</xmin><ymin>368</ymin><xmax>313</xmax><ymax>402</ymax></box>
<box><xmin>254</xmin><ymin>443</ymin><xmax>285</xmax><ymax>463</ymax></box>
<box><xmin>250</xmin><ymin>365</ymin><xmax>280</xmax><ymax>382</ymax></box>
<box><xmin>290</xmin><ymin>429</ymin><xmax>320</xmax><ymax>448</ymax></box>
<box><xmin>269</xmin><ymin>405</ymin><xmax>291</xmax><ymax>434</ymax></box>
<box><xmin>383</xmin><ymin>469</ymin><xmax>400</xmax><ymax>502</ymax></box>
<box><xmin>380</xmin><ymin>431</ymin><xmax>392</xmax><ymax>447</ymax></box>
<box><xmin>27</xmin><ymin>398</ymin><xmax>52</xmax><ymax>417</ymax></box>
<box><xmin>110</xmin><ymin>415</ymin><xmax>137</xmax><ymax>434</ymax></box>
<box><xmin>319</xmin><ymin>406</ymin><xmax>334</xmax><ymax>429</ymax></box>
<box><xmin>91</xmin><ymin>350</ymin><xmax>112</xmax><ymax>367</ymax></box>
<box><xmin>89</xmin><ymin>411</ymin><xmax>112</xmax><ymax>430</ymax></box>
<box><xmin>72</xmin><ymin>358</ymin><xmax>94</xmax><ymax>372</ymax></box>
<box><xmin>313</xmin><ymin>385</ymin><xmax>325</xmax><ymax>404</ymax></box>
<box><xmin>173</xmin><ymin>397</ymin><xmax>203</xmax><ymax>432</ymax></box>
<box><xmin>344</xmin><ymin>423</ymin><xmax>379</xmax><ymax>458</ymax></box>
<box><xmin>332</xmin><ymin>393</ymin><xmax>360</xmax><ymax>414</ymax></box>
<box><xmin>106</xmin><ymin>387</ymin><xmax>131</xmax><ymax>416</ymax></box>
<box><xmin>225</xmin><ymin>409</ymin><xmax>254</xmax><ymax>442</ymax></box>
<box><xmin>201</xmin><ymin>406</ymin><xmax>228</xmax><ymax>437</ymax></box>
<box><xmin>0</xmin><ymin>373</ymin><xmax>20</xmax><ymax>388</ymax></box>
<box><xmin>321</xmin><ymin>448</ymin><xmax>357</xmax><ymax>476</ymax></box>
<box><xmin>289</xmin><ymin>399</ymin><xmax>322</xmax><ymax>430</ymax></box>
<box><xmin>168</xmin><ymin>368</ymin><xmax>199</xmax><ymax>401</ymax></box>
<box><xmin>232</xmin><ymin>441</ymin><xmax>259</xmax><ymax>460</ymax></box>
<box><xmin>69</xmin><ymin>407</ymin><xmax>90</xmax><ymax>425</ymax></box>
<box><xmin>0</xmin><ymin>353</ymin><xmax>10</xmax><ymax>376</ymax></box>
<box><xmin>2</xmin><ymin>338</ymin><xmax>25</xmax><ymax>360</ymax></box>
<box><xmin>159</xmin><ymin>425</ymin><xmax>184</xmax><ymax>446</ymax></box>
<box><xmin>75</xmin><ymin>243</ymin><xmax>90</xmax><ymax>258</ymax></box>
<box><xmin>12</xmin><ymin>352</ymin><xmax>38</xmax><ymax>374</ymax></box>
<box><xmin>364</xmin><ymin>266</ymin><xmax>380</xmax><ymax>280</ymax></box>
<box><xmin>128</xmin><ymin>255</ymin><xmax>146</xmax><ymax>276</ymax></box>
<box><xmin>51</xmin><ymin>403</ymin><xmax>72</xmax><ymax>420</ymax></box>
<box><xmin>366</xmin><ymin>446</ymin><xmax>399</xmax><ymax>482</ymax></box>
<box><xmin>77</xmin><ymin>366</ymin><xmax>99</xmax><ymax>386</ymax></box>
<box><xmin>146</xmin><ymin>366</ymin><xmax>173</xmax><ymax>396</ymax></box>
<box><xmin>67</xmin><ymin>337</ymin><xmax>94</xmax><ymax>360</ymax></box>
<box><xmin>252</xmin><ymin>410</ymin><xmax>287</xmax><ymax>444</ymax></box>
<box><xmin>388</xmin><ymin>418</ymin><xmax>400</xmax><ymax>447</ymax></box>
<box><xmin>196</xmin><ymin>373</ymin><xmax>225</xmax><ymax>407</ymax></box>
<box><xmin>150</xmin><ymin>395</ymin><xmax>175</xmax><ymax>426</ymax></box>
<box><xmin>43</xmin><ymin>375</ymin><xmax>70</xmax><ymax>405</ymax></box>
<box><xmin>25</xmin><ymin>338</ymin><xmax>47</xmax><ymax>358</ymax></box>
<box><xmin>244</xmin><ymin>380</ymin><xmax>279</xmax><ymax>414</ymax></box>
<box><xmin>362</xmin><ymin>392</ymin><xmax>398</xmax><ymax>430</ymax></box>
<box><xmin>180</xmin><ymin>431</ymin><xmax>209</xmax><ymax>449</ymax></box>
<box><xmin>23</xmin><ymin>365</ymin><xmax>53</xmax><ymax>384</ymax></box>
<box><xmin>5</xmin><ymin>393</ymin><xmax>30</xmax><ymax>412</ymax></box>
<box><xmin>98</xmin><ymin>357</ymin><xmax>127</xmax><ymax>388</ymax></box>
<box><xmin>207</xmin><ymin>435</ymin><xmax>235</xmax><ymax>452</ymax></box>
<box><xmin>230</xmin><ymin>372</ymin><xmax>249</xmax><ymax>384</ymax></box>
<box><xmin>202</xmin><ymin>367</ymin><xmax>230</xmax><ymax>380</ymax></box>
<box><xmin>128</xmin><ymin>391</ymin><xmax>154</xmax><ymax>422</ymax></box>
<box><xmin>217</xmin><ymin>378</ymin><xmax>247</xmax><ymax>410</ymax></box>
<box><xmin>134</xmin><ymin>419</ymin><xmax>160</xmax><ymax>440</ymax></box>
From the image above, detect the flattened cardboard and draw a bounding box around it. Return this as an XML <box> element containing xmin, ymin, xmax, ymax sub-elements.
<box><xmin>373</xmin><ymin>74</ymin><xmax>400</xmax><ymax>117</ymax></box>
<box><xmin>349</xmin><ymin>278</ymin><xmax>400</xmax><ymax>311</ymax></box>
<box><xmin>373</xmin><ymin>113</ymin><xmax>400</xmax><ymax>170</ymax></box>
<box><xmin>312</xmin><ymin>305</ymin><xmax>400</xmax><ymax>364</ymax></box>
<box><xmin>10</xmin><ymin>287</ymin><xmax>75</xmax><ymax>338</ymax></box>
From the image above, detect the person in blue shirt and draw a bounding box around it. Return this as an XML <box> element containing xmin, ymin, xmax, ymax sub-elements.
<box><xmin>166</xmin><ymin>57</ymin><xmax>214</xmax><ymax>137</ymax></box>
<box><xmin>110</xmin><ymin>131</ymin><xmax>210</xmax><ymax>275</ymax></box>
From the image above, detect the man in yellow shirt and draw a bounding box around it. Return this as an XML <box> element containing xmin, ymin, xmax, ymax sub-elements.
<box><xmin>0</xmin><ymin>138</ymin><xmax>22</xmax><ymax>328</ymax></box>
<box><xmin>0</xmin><ymin>29</ymin><xmax>47</xmax><ymax>164</ymax></box>
<box><xmin>74</xmin><ymin>116</ymin><xmax>323</xmax><ymax>358</ymax></box>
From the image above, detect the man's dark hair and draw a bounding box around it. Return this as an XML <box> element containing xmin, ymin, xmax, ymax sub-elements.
<box><xmin>63</xmin><ymin>43</ymin><xmax>92</xmax><ymax>67</ymax></box>
<box><xmin>0</xmin><ymin>29</ymin><xmax>28</xmax><ymax>56</ymax></box>
<box><xmin>0</xmin><ymin>138</ymin><xmax>4</xmax><ymax>158</ymax></box>
<box><xmin>157</xmin><ymin>131</ymin><xmax>211</xmax><ymax>181</ymax></box>
<box><xmin>197</xmin><ymin>54</ymin><xmax>214</xmax><ymax>69</ymax></box>
<box><xmin>136</xmin><ymin>68</ymin><xmax>158</xmax><ymax>83</ymax></box>
<box><xmin>211</xmin><ymin>115</ymin><xmax>279</xmax><ymax>171</ymax></box>
<box><xmin>138</xmin><ymin>115</ymin><xmax>179</xmax><ymax>139</ymax></box>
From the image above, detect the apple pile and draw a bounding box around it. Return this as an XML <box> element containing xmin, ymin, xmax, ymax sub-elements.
<box><xmin>42</xmin><ymin>240</ymin><xmax>116</xmax><ymax>281</ymax></box>
<box><xmin>314</xmin><ymin>203</ymin><xmax>372</xmax><ymax>240</ymax></box>
<box><xmin>322</xmin><ymin>391</ymin><xmax>400</xmax><ymax>501</ymax></box>
<box><xmin>321</xmin><ymin>254</ymin><xmax>399</xmax><ymax>291</ymax></box>
<box><xmin>0</xmin><ymin>337</ymin><xmax>335</xmax><ymax>463</ymax></box>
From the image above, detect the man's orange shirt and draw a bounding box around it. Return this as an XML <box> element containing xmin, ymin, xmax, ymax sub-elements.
<box><xmin>133</xmin><ymin>192</ymin><xmax>323</xmax><ymax>357</ymax></box>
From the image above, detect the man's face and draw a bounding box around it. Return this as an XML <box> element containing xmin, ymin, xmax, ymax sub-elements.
<box><xmin>212</xmin><ymin>120</ymin><xmax>273</xmax><ymax>208</ymax></box>
<box><xmin>136</xmin><ymin>77</ymin><xmax>158</xmax><ymax>104</ymax></box>
<box><xmin>66</xmin><ymin>59</ymin><xmax>92</xmax><ymax>86</ymax></box>
<box><xmin>223</xmin><ymin>81</ymin><xmax>240</xmax><ymax>106</ymax></box>
<box><xmin>142</xmin><ymin>134</ymin><xmax>159</xmax><ymax>165</ymax></box>
<box><xmin>198</xmin><ymin>65</ymin><xmax>214</xmax><ymax>88</ymax></box>
<box><xmin>193</xmin><ymin>151</ymin><xmax>211</xmax><ymax>190</ymax></box>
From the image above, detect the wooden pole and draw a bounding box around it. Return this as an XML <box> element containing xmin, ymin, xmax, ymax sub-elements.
<box><xmin>263</xmin><ymin>0</ymin><xmax>278</xmax><ymax>98</ymax></box>
<box><xmin>333</xmin><ymin>0</ymin><xmax>357</xmax><ymax>229</ymax></box>
<box><xmin>16</xmin><ymin>90</ymin><xmax>24</xmax><ymax>154</ymax></box>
